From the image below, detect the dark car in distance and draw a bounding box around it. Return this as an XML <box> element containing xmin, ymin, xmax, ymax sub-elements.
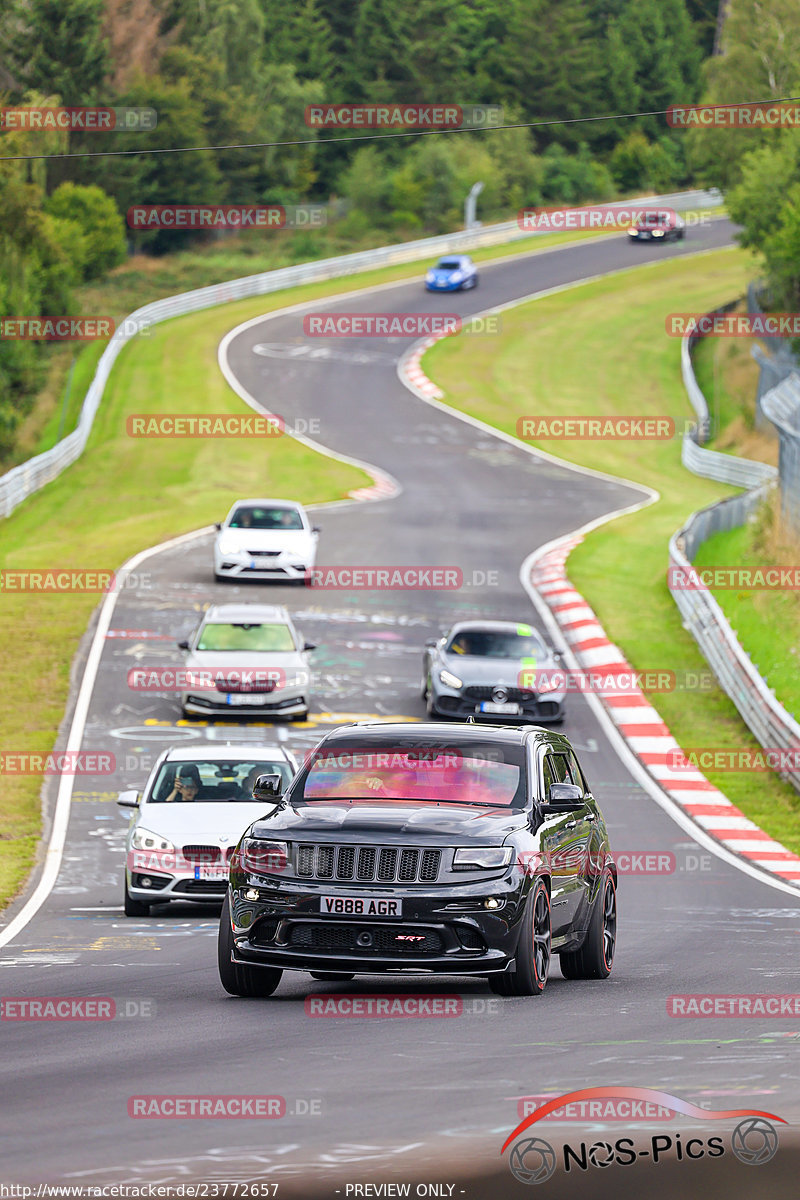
<box><xmin>627</xmin><ymin>210</ymin><xmax>685</xmax><ymax>242</ymax></box>
<box><xmin>217</xmin><ymin>722</ymin><xmax>617</xmax><ymax>999</ymax></box>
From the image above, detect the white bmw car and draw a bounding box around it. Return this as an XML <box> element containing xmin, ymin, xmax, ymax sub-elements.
<box><xmin>213</xmin><ymin>498</ymin><xmax>319</xmax><ymax>583</ymax></box>
<box><xmin>118</xmin><ymin>741</ymin><xmax>297</xmax><ymax>915</ymax></box>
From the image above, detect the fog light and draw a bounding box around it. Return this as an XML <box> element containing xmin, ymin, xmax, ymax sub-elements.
<box><xmin>140</xmin><ymin>877</ymin><xmax>153</xmax><ymax>889</ymax></box>
<box><xmin>245</xmin><ymin>888</ymin><xmax>259</xmax><ymax>901</ymax></box>
<box><xmin>485</xmin><ymin>898</ymin><xmax>501</xmax><ymax>909</ymax></box>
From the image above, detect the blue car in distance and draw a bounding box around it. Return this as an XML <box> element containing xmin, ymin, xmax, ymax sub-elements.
<box><xmin>425</xmin><ymin>254</ymin><xmax>478</xmax><ymax>291</ymax></box>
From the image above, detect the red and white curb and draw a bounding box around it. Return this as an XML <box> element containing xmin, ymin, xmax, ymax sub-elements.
<box><xmin>348</xmin><ymin>473</ymin><xmax>398</xmax><ymax>502</ymax></box>
<box><xmin>532</xmin><ymin>535</ymin><xmax>800</xmax><ymax>886</ymax></box>
<box><xmin>404</xmin><ymin>338</ymin><xmax>445</xmax><ymax>399</ymax></box>
<box><xmin>398</xmin><ymin>309</ymin><xmax>800</xmax><ymax>891</ymax></box>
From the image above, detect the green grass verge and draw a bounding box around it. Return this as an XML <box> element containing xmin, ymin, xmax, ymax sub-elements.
<box><xmin>693</xmin><ymin>520</ymin><xmax>800</xmax><ymax>723</ymax></box>
<box><xmin>0</xmin><ymin>210</ymin><xmax>731</xmax><ymax>910</ymax></box>
<box><xmin>423</xmin><ymin>246</ymin><xmax>800</xmax><ymax>854</ymax></box>
<box><xmin>8</xmin><ymin>209</ymin><xmax>723</xmax><ymax>469</ymax></box>
<box><xmin>0</xmin><ymin>280</ymin><xmax>382</xmax><ymax>912</ymax></box>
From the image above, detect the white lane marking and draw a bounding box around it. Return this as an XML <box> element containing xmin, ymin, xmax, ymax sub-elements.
<box><xmin>218</xmin><ymin>294</ymin><xmax>403</xmax><ymax>506</ymax></box>
<box><xmin>0</xmin><ymin>231</ymin><xmax>735</xmax><ymax>947</ymax></box>
<box><xmin>70</xmin><ymin>907</ymin><xmax>125</xmax><ymax>912</ymax></box>
<box><xmin>0</xmin><ymin>525</ymin><xmax>215</xmax><ymax>950</ymax></box>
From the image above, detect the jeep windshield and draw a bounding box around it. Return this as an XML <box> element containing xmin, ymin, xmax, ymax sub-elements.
<box><xmin>291</xmin><ymin>740</ymin><xmax>527</xmax><ymax>809</ymax></box>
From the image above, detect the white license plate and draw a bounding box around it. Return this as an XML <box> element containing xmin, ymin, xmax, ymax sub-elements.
<box><xmin>194</xmin><ymin>867</ymin><xmax>228</xmax><ymax>880</ymax></box>
<box><xmin>225</xmin><ymin>693</ymin><xmax>266</xmax><ymax>706</ymax></box>
<box><xmin>480</xmin><ymin>701</ymin><xmax>521</xmax><ymax>715</ymax></box>
<box><xmin>321</xmin><ymin>895</ymin><xmax>402</xmax><ymax>918</ymax></box>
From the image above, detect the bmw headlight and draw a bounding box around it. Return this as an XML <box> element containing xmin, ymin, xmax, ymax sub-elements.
<box><xmin>132</xmin><ymin>828</ymin><xmax>175</xmax><ymax>852</ymax></box>
<box><xmin>453</xmin><ymin>847</ymin><xmax>513</xmax><ymax>871</ymax></box>
<box><xmin>439</xmin><ymin>669</ymin><xmax>463</xmax><ymax>689</ymax></box>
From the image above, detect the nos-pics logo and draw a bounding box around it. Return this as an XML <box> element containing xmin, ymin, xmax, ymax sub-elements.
<box><xmin>503</xmin><ymin>1087</ymin><xmax>783</xmax><ymax>1184</ymax></box>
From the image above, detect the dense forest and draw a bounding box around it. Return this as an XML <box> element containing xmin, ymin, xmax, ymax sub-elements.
<box><xmin>1</xmin><ymin>0</ymin><xmax>799</xmax><ymax>456</ymax></box>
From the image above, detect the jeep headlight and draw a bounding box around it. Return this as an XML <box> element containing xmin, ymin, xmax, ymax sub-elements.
<box><xmin>453</xmin><ymin>847</ymin><xmax>512</xmax><ymax>870</ymax></box>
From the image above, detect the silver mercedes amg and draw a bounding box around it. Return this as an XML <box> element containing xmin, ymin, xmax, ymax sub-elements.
<box><xmin>422</xmin><ymin>620</ymin><xmax>566</xmax><ymax>723</ymax></box>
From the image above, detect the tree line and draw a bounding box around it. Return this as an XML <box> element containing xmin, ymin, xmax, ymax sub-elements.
<box><xmin>1</xmin><ymin>0</ymin><xmax>797</xmax><ymax>453</ymax></box>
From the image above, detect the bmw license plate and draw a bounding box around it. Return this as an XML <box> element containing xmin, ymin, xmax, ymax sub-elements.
<box><xmin>194</xmin><ymin>866</ymin><xmax>228</xmax><ymax>880</ymax></box>
<box><xmin>480</xmin><ymin>701</ymin><xmax>520</xmax><ymax>715</ymax></box>
<box><xmin>226</xmin><ymin>693</ymin><xmax>265</xmax><ymax>706</ymax></box>
<box><xmin>321</xmin><ymin>895</ymin><xmax>402</xmax><ymax>918</ymax></box>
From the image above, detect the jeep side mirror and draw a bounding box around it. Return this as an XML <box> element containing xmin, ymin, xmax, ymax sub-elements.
<box><xmin>252</xmin><ymin>773</ymin><xmax>283</xmax><ymax>801</ymax></box>
<box><xmin>541</xmin><ymin>782</ymin><xmax>583</xmax><ymax>813</ymax></box>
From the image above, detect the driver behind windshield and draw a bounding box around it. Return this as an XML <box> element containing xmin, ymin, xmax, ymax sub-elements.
<box><xmin>163</xmin><ymin>764</ymin><xmax>205</xmax><ymax>803</ymax></box>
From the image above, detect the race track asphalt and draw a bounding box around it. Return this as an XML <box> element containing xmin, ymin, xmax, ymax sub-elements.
<box><xmin>3</xmin><ymin>218</ymin><xmax>798</xmax><ymax>1197</ymax></box>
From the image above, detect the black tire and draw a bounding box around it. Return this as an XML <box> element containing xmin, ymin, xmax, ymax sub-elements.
<box><xmin>213</xmin><ymin>572</ymin><xmax>226</xmax><ymax>583</ymax></box>
<box><xmin>217</xmin><ymin>894</ymin><xmax>283</xmax><ymax>997</ymax></box>
<box><xmin>489</xmin><ymin>878</ymin><xmax>550</xmax><ymax>997</ymax></box>
<box><xmin>124</xmin><ymin>879</ymin><xmax>150</xmax><ymax>917</ymax></box>
<box><xmin>559</xmin><ymin>869</ymin><xmax>616</xmax><ymax>980</ymax></box>
<box><xmin>309</xmin><ymin>972</ymin><xmax>355</xmax><ymax>981</ymax></box>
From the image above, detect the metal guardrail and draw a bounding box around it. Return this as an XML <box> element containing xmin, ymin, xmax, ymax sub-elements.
<box><xmin>669</xmin><ymin>497</ymin><xmax>800</xmax><ymax>791</ymax></box>
<box><xmin>681</xmin><ymin>428</ymin><xmax>778</xmax><ymax>487</ymax></box>
<box><xmin>671</xmin><ymin>305</ymin><xmax>799</xmax><ymax>790</ymax></box>
<box><xmin>0</xmin><ymin>189</ymin><xmax>722</xmax><ymax>519</ymax></box>
<box><xmin>761</xmin><ymin>372</ymin><xmax>800</xmax><ymax>534</ymax></box>
<box><xmin>680</xmin><ymin>302</ymin><xmax>778</xmax><ymax>488</ymax></box>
